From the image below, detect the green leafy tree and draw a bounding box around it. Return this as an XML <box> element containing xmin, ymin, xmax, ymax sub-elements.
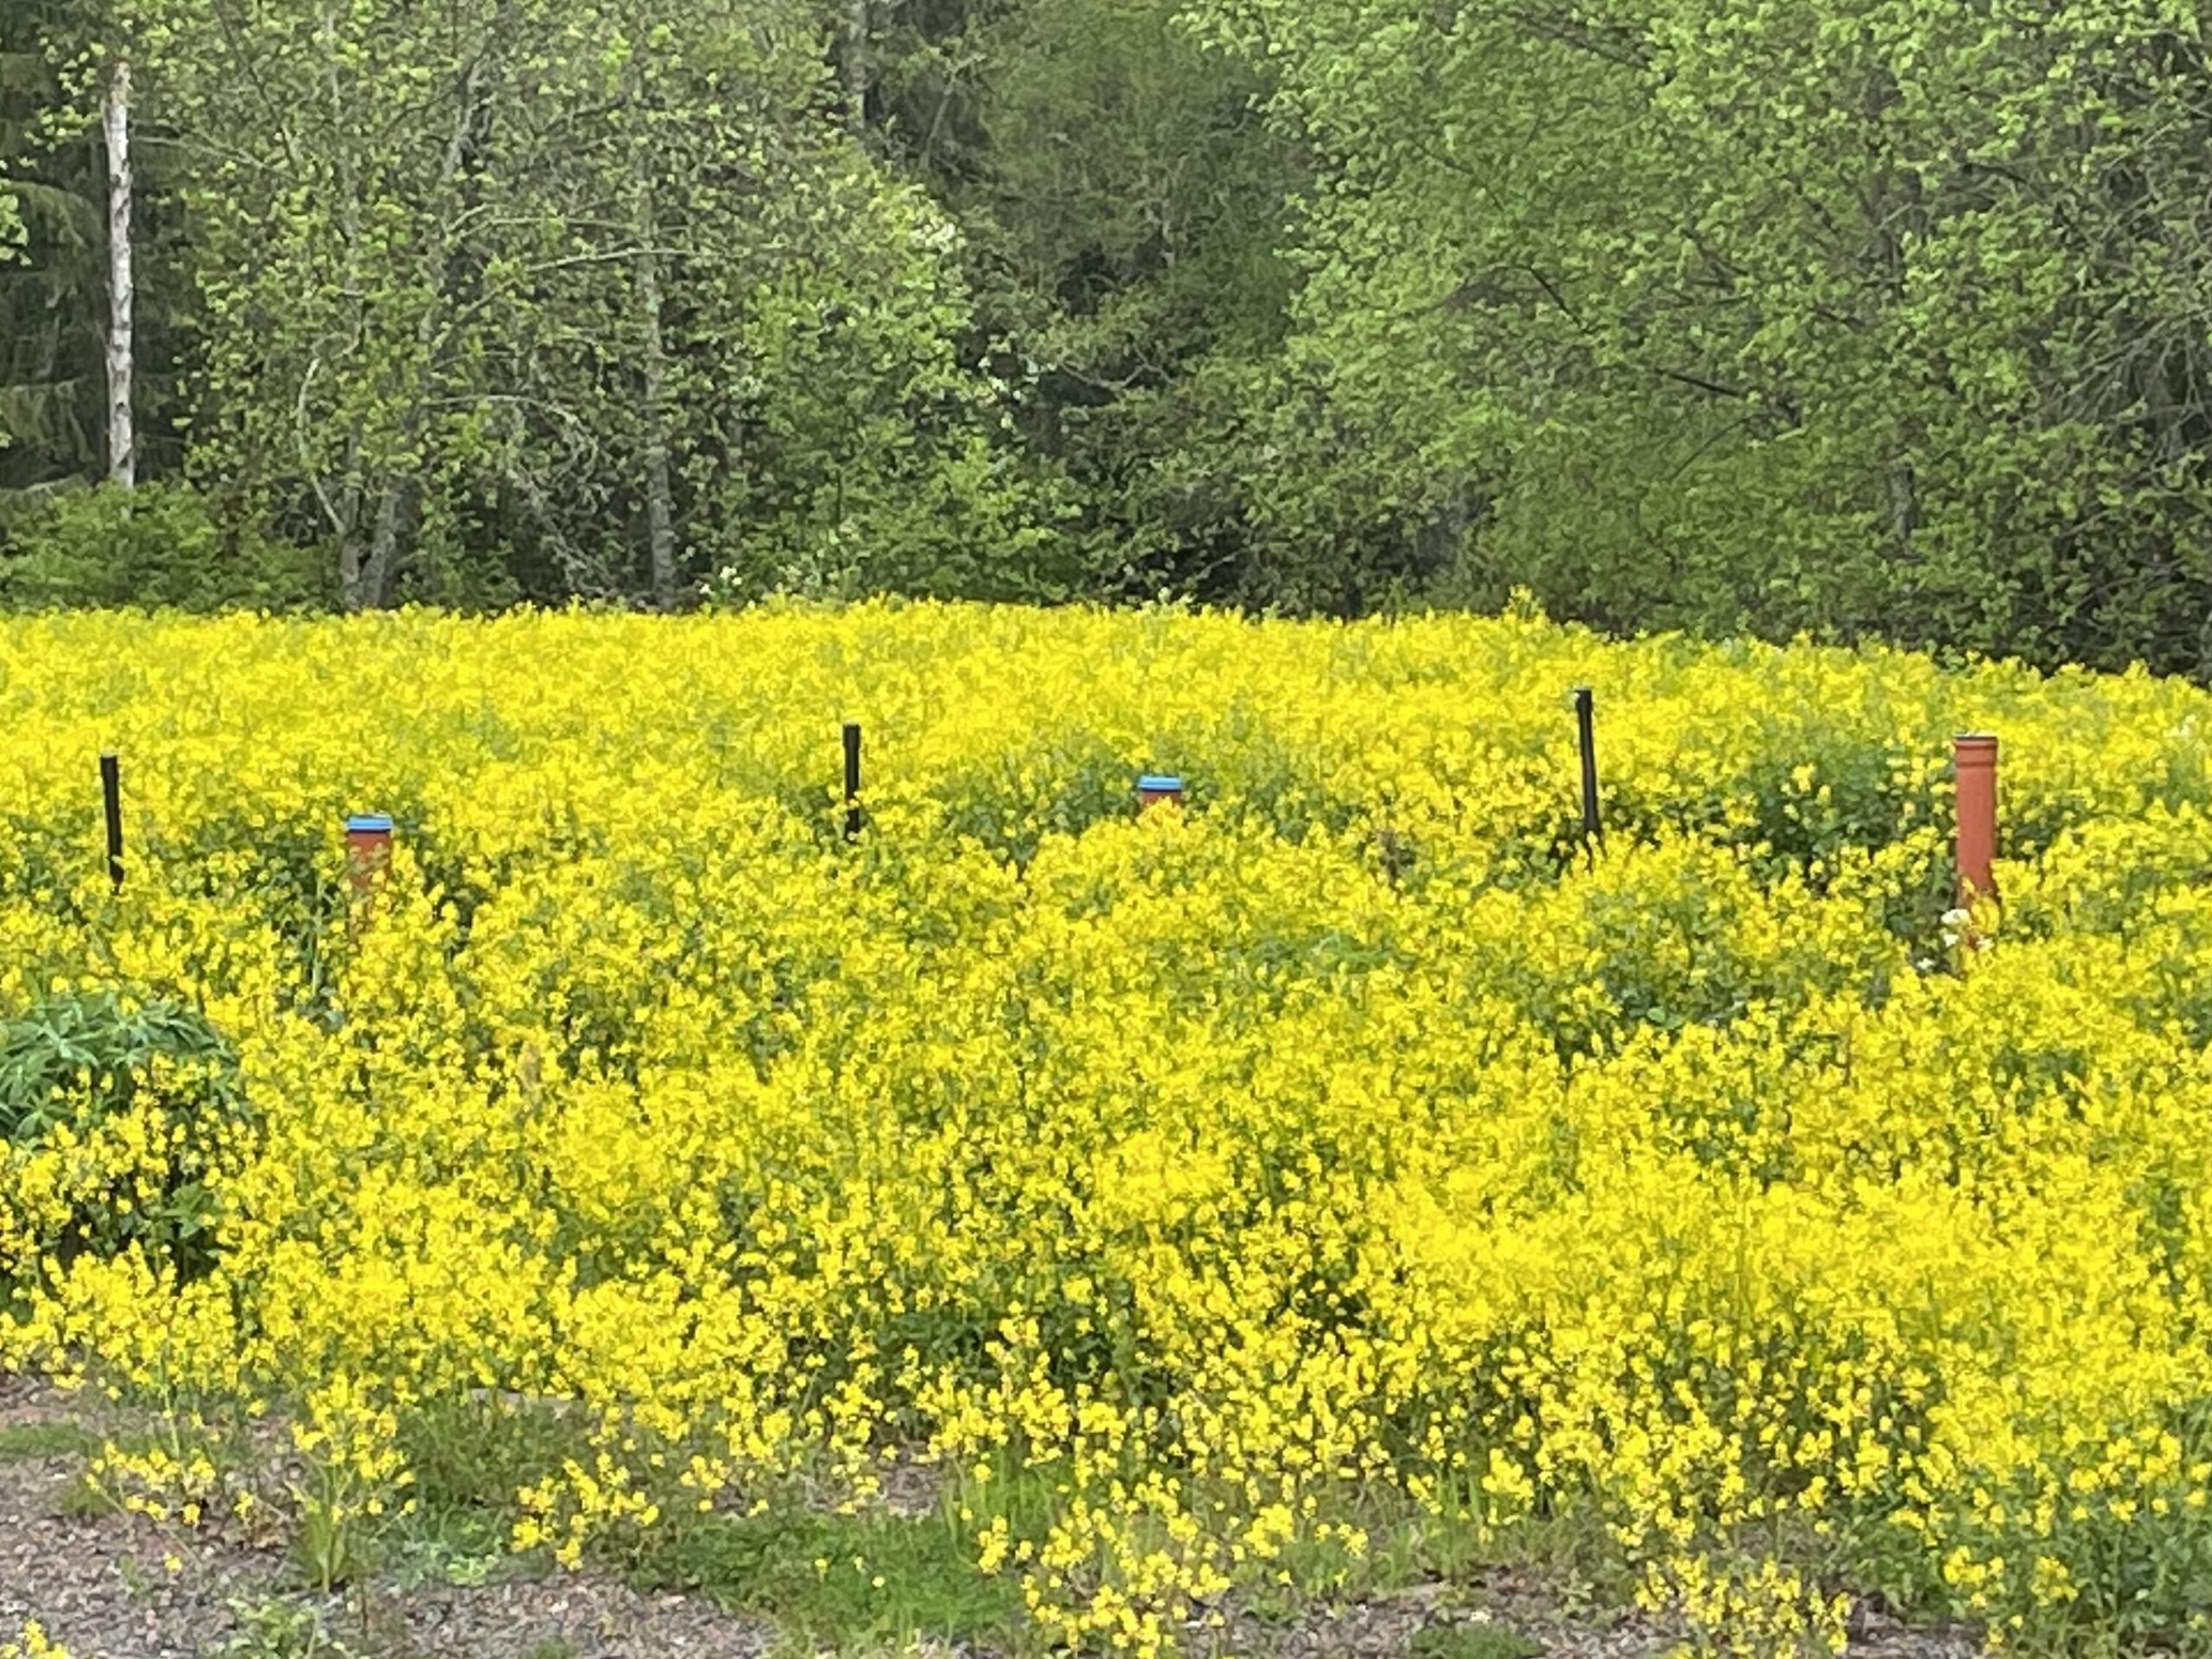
<box><xmin>1184</xmin><ymin>0</ymin><xmax>2212</xmax><ymax>668</ymax></box>
<box><xmin>118</xmin><ymin>0</ymin><xmax>1068</xmax><ymax>609</ymax></box>
<box><xmin>2</xmin><ymin>0</ymin><xmax>183</xmax><ymax>523</ymax></box>
<box><xmin>0</xmin><ymin>2</ymin><xmax>105</xmax><ymax>500</ymax></box>
<box><xmin>0</xmin><ymin>180</ymin><xmax>19</xmax><ymax>457</ymax></box>
<box><xmin>874</xmin><ymin>0</ymin><xmax>1312</xmax><ymax>606</ymax></box>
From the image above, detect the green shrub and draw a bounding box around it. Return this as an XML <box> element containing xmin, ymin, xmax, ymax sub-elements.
<box><xmin>0</xmin><ymin>988</ymin><xmax>251</xmax><ymax>1281</ymax></box>
<box><xmin>0</xmin><ymin>483</ymin><xmax>329</xmax><ymax>613</ymax></box>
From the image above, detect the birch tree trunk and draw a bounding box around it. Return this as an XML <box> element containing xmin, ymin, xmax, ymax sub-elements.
<box><xmin>636</xmin><ymin>260</ymin><xmax>678</xmax><ymax>608</ymax></box>
<box><xmin>103</xmin><ymin>58</ymin><xmax>136</xmax><ymax>491</ymax></box>
<box><xmin>337</xmin><ymin>522</ymin><xmax>367</xmax><ymax>609</ymax></box>
<box><xmin>362</xmin><ymin>479</ymin><xmax>408</xmax><ymax>609</ymax></box>
<box><xmin>632</xmin><ymin>161</ymin><xmax>677</xmax><ymax>609</ymax></box>
<box><xmin>842</xmin><ymin>0</ymin><xmax>869</xmax><ymax>135</ymax></box>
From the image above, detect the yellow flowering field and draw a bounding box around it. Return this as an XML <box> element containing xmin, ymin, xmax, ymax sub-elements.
<box><xmin>6</xmin><ymin>603</ymin><xmax>2212</xmax><ymax>1654</ymax></box>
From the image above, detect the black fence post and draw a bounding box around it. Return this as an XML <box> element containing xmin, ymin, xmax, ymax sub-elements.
<box><xmin>1573</xmin><ymin>687</ymin><xmax>1600</xmax><ymax>844</ymax></box>
<box><xmin>843</xmin><ymin>721</ymin><xmax>863</xmax><ymax>842</ymax></box>
<box><xmin>100</xmin><ymin>752</ymin><xmax>124</xmax><ymax>893</ymax></box>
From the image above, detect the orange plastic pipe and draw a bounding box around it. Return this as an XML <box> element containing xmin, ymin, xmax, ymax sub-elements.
<box><xmin>1954</xmin><ymin>734</ymin><xmax>1998</xmax><ymax>903</ymax></box>
<box><xmin>346</xmin><ymin>813</ymin><xmax>394</xmax><ymax>896</ymax></box>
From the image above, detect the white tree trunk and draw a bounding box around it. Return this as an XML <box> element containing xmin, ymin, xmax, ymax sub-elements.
<box><xmin>843</xmin><ymin>0</ymin><xmax>868</xmax><ymax>134</ymax></box>
<box><xmin>103</xmin><ymin>58</ymin><xmax>136</xmax><ymax>490</ymax></box>
<box><xmin>632</xmin><ymin>162</ymin><xmax>677</xmax><ymax>609</ymax></box>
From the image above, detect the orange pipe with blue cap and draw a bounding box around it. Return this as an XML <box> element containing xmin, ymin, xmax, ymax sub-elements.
<box><xmin>346</xmin><ymin>812</ymin><xmax>394</xmax><ymax>895</ymax></box>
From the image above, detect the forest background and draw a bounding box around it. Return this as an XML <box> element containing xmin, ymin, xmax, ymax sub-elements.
<box><xmin>7</xmin><ymin>0</ymin><xmax>2212</xmax><ymax>677</ymax></box>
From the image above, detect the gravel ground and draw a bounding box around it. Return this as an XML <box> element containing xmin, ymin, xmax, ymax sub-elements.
<box><xmin>0</xmin><ymin>1376</ymin><xmax>771</xmax><ymax>1659</ymax></box>
<box><xmin>1210</xmin><ymin>1576</ymin><xmax>1984</xmax><ymax>1659</ymax></box>
<box><xmin>0</xmin><ymin>1422</ymin><xmax>271</xmax><ymax>1656</ymax></box>
<box><xmin>0</xmin><ymin>1376</ymin><xmax>1985</xmax><ymax>1659</ymax></box>
<box><xmin>0</xmin><ymin>1433</ymin><xmax>770</xmax><ymax>1659</ymax></box>
<box><xmin>1208</xmin><ymin>1580</ymin><xmax>1668</xmax><ymax>1659</ymax></box>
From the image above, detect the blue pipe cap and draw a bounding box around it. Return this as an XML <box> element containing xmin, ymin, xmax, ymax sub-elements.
<box><xmin>345</xmin><ymin>813</ymin><xmax>395</xmax><ymax>834</ymax></box>
<box><xmin>1137</xmin><ymin>774</ymin><xmax>1185</xmax><ymax>792</ymax></box>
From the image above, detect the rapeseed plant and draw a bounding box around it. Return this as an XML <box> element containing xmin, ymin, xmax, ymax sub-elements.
<box><xmin>0</xmin><ymin>1624</ymin><xmax>68</xmax><ymax>1659</ymax></box>
<box><xmin>4</xmin><ymin>604</ymin><xmax>2212</xmax><ymax>1651</ymax></box>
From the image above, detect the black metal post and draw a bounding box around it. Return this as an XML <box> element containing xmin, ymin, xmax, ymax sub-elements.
<box><xmin>842</xmin><ymin>721</ymin><xmax>863</xmax><ymax>841</ymax></box>
<box><xmin>1573</xmin><ymin>687</ymin><xmax>1600</xmax><ymax>843</ymax></box>
<box><xmin>100</xmin><ymin>751</ymin><xmax>124</xmax><ymax>892</ymax></box>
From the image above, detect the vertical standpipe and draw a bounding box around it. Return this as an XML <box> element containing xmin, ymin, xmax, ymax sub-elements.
<box><xmin>1573</xmin><ymin>687</ymin><xmax>1600</xmax><ymax>842</ymax></box>
<box><xmin>1954</xmin><ymin>734</ymin><xmax>1999</xmax><ymax>904</ymax></box>
<box><xmin>345</xmin><ymin>813</ymin><xmax>394</xmax><ymax>895</ymax></box>
<box><xmin>843</xmin><ymin>721</ymin><xmax>863</xmax><ymax>841</ymax></box>
<box><xmin>100</xmin><ymin>752</ymin><xmax>123</xmax><ymax>893</ymax></box>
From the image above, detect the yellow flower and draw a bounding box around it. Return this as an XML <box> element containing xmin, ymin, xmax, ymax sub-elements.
<box><xmin>6</xmin><ymin>604</ymin><xmax>2212</xmax><ymax>1650</ymax></box>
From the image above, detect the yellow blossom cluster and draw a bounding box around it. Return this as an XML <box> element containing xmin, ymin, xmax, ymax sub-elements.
<box><xmin>0</xmin><ymin>1624</ymin><xmax>68</xmax><ymax>1659</ymax></box>
<box><xmin>5</xmin><ymin>603</ymin><xmax>2212</xmax><ymax>1652</ymax></box>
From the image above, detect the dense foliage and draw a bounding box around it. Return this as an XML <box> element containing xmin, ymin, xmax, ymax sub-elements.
<box><xmin>10</xmin><ymin>3</ymin><xmax>2212</xmax><ymax>669</ymax></box>
<box><xmin>8</xmin><ymin>606</ymin><xmax>2212</xmax><ymax>1652</ymax></box>
<box><xmin>0</xmin><ymin>987</ymin><xmax>243</xmax><ymax>1282</ymax></box>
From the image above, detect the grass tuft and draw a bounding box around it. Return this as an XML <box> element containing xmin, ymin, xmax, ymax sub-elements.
<box><xmin>620</xmin><ymin>1503</ymin><xmax>1021</xmax><ymax>1652</ymax></box>
<box><xmin>1409</xmin><ymin>1621</ymin><xmax>1545</xmax><ymax>1659</ymax></box>
<box><xmin>0</xmin><ymin>1420</ymin><xmax>101</xmax><ymax>1464</ymax></box>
